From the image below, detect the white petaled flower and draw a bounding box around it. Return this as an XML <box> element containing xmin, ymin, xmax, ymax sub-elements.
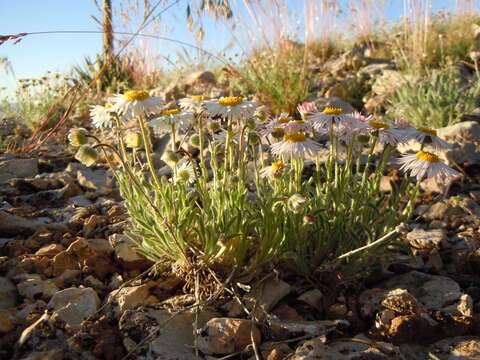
<box><xmin>308</xmin><ymin>107</ymin><xmax>355</xmax><ymax>136</ymax></box>
<box><xmin>111</xmin><ymin>90</ymin><xmax>164</xmax><ymax>120</ymax></box>
<box><xmin>149</xmin><ymin>108</ymin><xmax>194</xmax><ymax>134</ymax></box>
<box><xmin>179</xmin><ymin>95</ymin><xmax>210</xmax><ymax>112</ymax></box>
<box><xmin>90</xmin><ymin>104</ymin><xmax>115</xmax><ymax>128</ymax></box>
<box><xmin>204</xmin><ymin>96</ymin><xmax>256</xmax><ymax>122</ymax></box>
<box><xmin>283</xmin><ymin>120</ymin><xmax>311</xmax><ymax>133</ymax></box>
<box><xmin>270</xmin><ymin>132</ymin><xmax>322</xmax><ymax>159</ymax></box>
<box><xmin>173</xmin><ymin>161</ymin><xmax>196</xmax><ymax>185</ymax></box>
<box><xmin>259</xmin><ymin>113</ymin><xmax>292</xmax><ymax>139</ymax></box>
<box><xmin>402</xmin><ymin>127</ymin><xmax>452</xmax><ymax>150</ymax></box>
<box><xmin>259</xmin><ymin>161</ymin><xmax>288</xmax><ymax>179</ymax></box>
<box><xmin>398</xmin><ymin>150</ymin><xmax>460</xmax><ymax>182</ymax></box>
<box><xmin>366</xmin><ymin>120</ymin><xmax>405</xmax><ymax>146</ymax></box>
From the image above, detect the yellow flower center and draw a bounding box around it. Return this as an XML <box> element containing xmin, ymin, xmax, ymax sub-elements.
<box><xmin>416</xmin><ymin>127</ymin><xmax>437</xmax><ymax>136</ymax></box>
<box><xmin>124</xmin><ymin>90</ymin><xmax>150</xmax><ymax>101</ymax></box>
<box><xmin>369</xmin><ymin>121</ymin><xmax>390</xmax><ymax>130</ymax></box>
<box><xmin>104</xmin><ymin>103</ymin><xmax>112</xmax><ymax>108</ymax></box>
<box><xmin>162</xmin><ymin>108</ymin><xmax>181</xmax><ymax>116</ymax></box>
<box><xmin>291</xmin><ymin>120</ymin><xmax>305</xmax><ymax>124</ymax></box>
<box><xmin>285</xmin><ymin>133</ymin><xmax>307</xmax><ymax>143</ymax></box>
<box><xmin>192</xmin><ymin>95</ymin><xmax>211</xmax><ymax>101</ymax></box>
<box><xmin>277</xmin><ymin>117</ymin><xmax>290</xmax><ymax>124</ymax></box>
<box><xmin>322</xmin><ymin>107</ymin><xmax>343</xmax><ymax>115</ymax></box>
<box><xmin>218</xmin><ymin>96</ymin><xmax>244</xmax><ymax>106</ymax></box>
<box><xmin>416</xmin><ymin>151</ymin><xmax>439</xmax><ymax>163</ymax></box>
<box><xmin>271</xmin><ymin>161</ymin><xmax>285</xmax><ymax>171</ymax></box>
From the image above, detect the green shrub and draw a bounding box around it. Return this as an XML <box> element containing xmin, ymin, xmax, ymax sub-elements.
<box><xmin>386</xmin><ymin>68</ymin><xmax>480</xmax><ymax>128</ymax></box>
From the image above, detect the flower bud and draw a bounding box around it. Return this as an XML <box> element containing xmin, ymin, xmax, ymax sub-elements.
<box><xmin>125</xmin><ymin>131</ymin><xmax>143</xmax><ymax>148</ymax></box>
<box><xmin>244</xmin><ymin>118</ymin><xmax>256</xmax><ymax>130</ymax></box>
<box><xmin>207</xmin><ymin>121</ymin><xmax>221</xmax><ymax>133</ymax></box>
<box><xmin>162</xmin><ymin>150</ymin><xmax>181</xmax><ymax>167</ymax></box>
<box><xmin>75</xmin><ymin>145</ymin><xmax>98</xmax><ymax>167</ymax></box>
<box><xmin>68</xmin><ymin>128</ymin><xmax>89</xmax><ymax>147</ymax></box>
<box><xmin>303</xmin><ymin>214</ymin><xmax>316</xmax><ymax>225</ymax></box>
<box><xmin>248</xmin><ymin>132</ymin><xmax>260</xmax><ymax>146</ymax></box>
<box><xmin>288</xmin><ymin>193</ymin><xmax>307</xmax><ymax>214</ymax></box>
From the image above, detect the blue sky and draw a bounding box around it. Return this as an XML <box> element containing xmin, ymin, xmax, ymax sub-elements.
<box><xmin>0</xmin><ymin>0</ymin><xmax>474</xmax><ymax>96</ymax></box>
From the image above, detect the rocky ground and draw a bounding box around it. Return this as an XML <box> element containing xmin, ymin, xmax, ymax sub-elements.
<box><xmin>1</xmin><ymin>118</ymin><xmax>480</xmax><ymax>359</ymax></box>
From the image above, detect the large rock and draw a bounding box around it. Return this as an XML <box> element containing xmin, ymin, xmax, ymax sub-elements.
<box><xmin>48</xmin><ymin>287</ymin><xmax>100</xmax><ymax>330</ymax></box>
<box><xmin>0</xmin><ymin>157</ymin><xmax>38</xmax><ymax>184</ymax></box>
<box><xmin>108</xmin><ymin>234</ymin><xmax>153</xmax><ymax>271</ymax></box>
<box><xmin>428</xmin><ymin>336</ymin><xmax>480</xmax><ymax>359</ymax></box>
<box><xmin>371</xmin><ymin>70</ymin><xmax>417</xmax><ymax>96</ymax></box>
<box><xmin>159</xmin><ymin>71</ymin><xmax>217</xmax><ymax>102</ymax></box>
<box><xmin>197</xmin><ymin>317</ymin><xmax>261</xmax><ymax>355</ymax></box>
<box><xmin>17</xmin><ymin>278</ymin><xmax>59</xmax><ymax>301</ymax></box>
<box><xmin>108</xmin><ymin>284</ymin><xmax>156</xmax><ymax>315</ymax></box>
<box><xmin>406</xmin><ymin>228</ymin><xmax>448</xmax><ymax>250</ymax></box>
<box><xmin>291</xmin><ymin>335</ymin><xmax>403</xmax><ymax>359</ymax></box>
<box><xmin>119</xmin><ymin>307</ymin><xmax>219</xmax><ymax>360</ymax></box>
<box><xmin>439</xmin><ymin>121</ymin><xmax>480</xmax><ymax>142</ymax></box>
<box><xmin>0</xmin><ymin>277</ymin><xmax>17</xmax><ymax>310</ymax></box>
<box><xmin>380</xmin><ymin>271</ymin><xmax>463</xmax><ymax>312</ymax></box>
<box><xmin>0</xmin><ymin>210</ymin><xmax>50</xmax><ymax>237</ymax></box>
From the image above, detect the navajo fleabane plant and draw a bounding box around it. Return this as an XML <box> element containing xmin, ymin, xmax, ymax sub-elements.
<box><xmin>68</xmin><ymin>87</ymin><xmax>459</xmax><ymax>283</ymax></box>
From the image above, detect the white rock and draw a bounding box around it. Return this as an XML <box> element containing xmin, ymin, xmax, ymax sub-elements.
<box><xmin>17</xmin><ymin>279</ymin><xmax>59</xmax><ymax>301</ymax></box>
<box><xmin>0</xmin><ymin>157</ymin><xmax>38</xmax><ymax>184</ymax></box>
<box><xmin>438</xmin><ymin>121</ymin><xmax>480</xmax><ymax>142</ymax></box>
<box><xmin>197</xmin><ymin>317</ymin><xmax>261</xmax><ymax>355</ymax></box>
<box><xmin>406</xmin><ymin>228</ymin><xmax>448</xmax><ymax>249</ymax></box>
<box><xmin>48</xmin><ymin>287</ymin><xmax>100</xmax><ymax>329</ymax></box>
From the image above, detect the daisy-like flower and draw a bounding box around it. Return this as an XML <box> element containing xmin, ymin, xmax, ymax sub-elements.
<box><xmin>366</xmin><ymin>120</ymin><xmax>405</xmax><ymax>146</ymax></box>
<box><xmin>403</xmin><ymin>127</ymin><xmax>452</xmax><ymax>150</ymax></box>
<box><xmin>398</xmin><ymin>150</ymin><xmax>460</xmax><ymax>182</ymax></box>
<box><xmin>259</xmin><ymin>161</ymin><xmax>288</xmax><ymax>178</ymax></box>
<box><xmin>179</xmin><ymin>95</ymin><xmax>210</xmax><ymax>113</ymax></box>
<box><xmin>297</xmin><ymin>101</ymin><xmax>318</xmax><ymax>118</ymax></box>
<box><xmin>308</xmin><ymin>107</ymin><xmax>355</xmax><ymax>136</ymax></box>
<box><xmin>259</xmin><ymin>113</ymin><xmax>292</xmax><ymax>140</ymax></box>
<box><xmin>90</xmin><ymin>104</ymin><xmax>115</xmax><ymax>129</ymax></box>
<box><xmin>283</xmin><ymin>119</ymin><xmax>311</xmax><ymax>133</ymax></box>
<box><xmin>173</xmin><ymin>161</ymin><xmax>196</xmax><ymax>185</ymax></box>
<box><xmin>270</xmin><ymin>132</ymin><xmax>322</xmax><ymax>159</ymax></box>
<box><xmin>111</xmin><ymin>90</ymin><xmax>164</xmax><ymax>120</ymax></box>
<box><xmin>204</xmin><ymin>96</ymin><xmax>256</xmax><ymax>122</ymax></box>
<box><xmin>149</xmin><ymin>108</ymin><xmax>194</xmax><ymax>134</ymax></box>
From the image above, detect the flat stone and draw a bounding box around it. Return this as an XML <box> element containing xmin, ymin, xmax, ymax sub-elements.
<box><xmin>35</xmin><ymin>243</ymin><xmax>65</xmax><ymax>256</ymax></box>
<box><xmin>244</xmin><ymin>278</ymin><xmax>292</xmax><ymax>319</ymax></box>
<box><xmin>429</xmin><ymin>336</ymin><xmax>480</xmax><ymax>359</ymax></box>
<box><xmin>108</xmin><ymin>284</ymin><xmax>155</xmax><ymax>315</ymax></box>
<box><xmin>381</xmin><ymin>271</ymin><xmax>463</xmax><ymax>311</ymax></box>
<box><xmin>17</xmin><ymin>278</ymin><xmax>59</xmax><ymax>301</ymax></box>
<box><xmin>0</xmin><ymin>276</ymin><xmax>17</xmax><ymax>310</ymax></box>
<box><xmin>0</xmin><ymin>210</ymin><xmax>49</xmax><ymax>237</ymax></box>
<box><xmin>108</xmin><ymin>234</ymin><xmax>152</xmax><ymax>271</ymax></box>
<box><xmin>269</xmin><ymin>319</ymin><xmax>349</xmax><ymax>341</ymax></box>
<box><xmin>48</xmin><ymin>287</ymin><xmax>100</xmax><ymax>330</ymax></box>
<box><xmin>0</xmin><ymin>158</ymin><xmax>38</xmax><ymax>184</ymax></box>
<box><xmin>438</xmin><ymin>121</ymin><xmax>480</xmax><ymax>142</ymax></box>
<box><xmin>197</xmin><ymin>317</ymin><xmax>261</xmax><ymax>355</ymax></box>
<box><xmin>406</xmin><ymin>228</ymin><xmax>448</xmax><ymax>249</ymax></box>
<box><xmin>119</xmin><ymin>307</ymin><xmax>219</xmax><ymax>360</ymax></box>
<box><xmin>76</xmin><ymin>167</ymin><xmax>109</xmax><ymax>191</ymax></box>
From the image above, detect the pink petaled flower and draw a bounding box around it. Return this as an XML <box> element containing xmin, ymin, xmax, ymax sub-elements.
<box><xmin>297</xmin><ymin>102</ymin><xmax>318</xmax><ymax>116</ymax></box>
<box><xmin>470</xmin><ymin>51</ymin><xmax>480</xmax><ymax>60</ymax></box>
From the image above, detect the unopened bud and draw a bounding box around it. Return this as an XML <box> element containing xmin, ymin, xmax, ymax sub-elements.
<box><xmin>162</xmin><ymin>150</ymin><xmax>181</xmax><ymax>167</ymax></box>
<box><xmin>68</xmin><ymin>128</ymin><xmax>89</xmax><ymax>147</ymax></box>
<box><xmin>75</xmin><ymin>145</ymin><xmax>98</xmax><ymax>167</ymax></box>
<box><xmin>288</xmin><ymin>193</ymin><xmax>307</xmax><ymax>213</ymax></box>
<box><xmin>125</xmin><ymin>131</ymin><xmax>143</xmax><ymax>148</ymax></box>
